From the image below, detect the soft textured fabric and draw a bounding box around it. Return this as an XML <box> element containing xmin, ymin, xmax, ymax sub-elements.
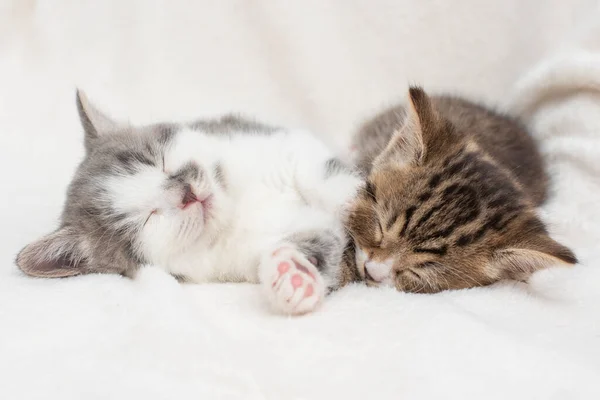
<box><xmin>1</xmin><ymin>1</ymin><xmax>599</xmax><ymax>399</ymax></box>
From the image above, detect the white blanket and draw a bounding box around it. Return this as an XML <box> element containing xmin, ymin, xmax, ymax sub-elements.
<box><xmin>1</xmin><ymin>1</ymin><xmax>599</xmax><ymax>399</ymax></box>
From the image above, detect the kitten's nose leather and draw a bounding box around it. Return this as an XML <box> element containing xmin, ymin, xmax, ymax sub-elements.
<box><xmin>181</xmin><ymin>184</ymin><xmax>199</xmax><ymax>207</ymax></box>
<box><xmin>364</xmin><ymin>259</ymin><xmax>391</xmax><ymax>282</ymax></box>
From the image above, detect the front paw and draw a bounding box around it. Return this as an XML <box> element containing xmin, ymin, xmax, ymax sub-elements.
<box><xmin>261</xmin><ymin>246</ymin><xmax>325</xmax><ymax>315</ymax></box>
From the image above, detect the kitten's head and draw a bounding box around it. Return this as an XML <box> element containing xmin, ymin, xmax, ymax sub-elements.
<box><xmin>347</xmin><ymin>87</ymin><xmax>576</xmax><ymax>293</ymax></box>
<box><xmin>16</xmin><ymin>91</ymin><xmax>228</xmax><ymax>278</ymax></box>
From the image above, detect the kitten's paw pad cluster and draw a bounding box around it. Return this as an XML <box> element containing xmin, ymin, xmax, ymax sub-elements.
<box><xmin>265</xmin><ymin>246</ymin><xmax>325</xmax><ymax>315</ymax></box>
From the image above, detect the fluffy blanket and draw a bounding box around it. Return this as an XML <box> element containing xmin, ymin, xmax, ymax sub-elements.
<box><xmin>1</xmin><ymin>1</ymin><xmax>599</xmax><ymax>399</ymax></box>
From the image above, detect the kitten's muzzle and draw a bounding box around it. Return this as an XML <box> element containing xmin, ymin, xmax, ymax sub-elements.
<box><xmin>180</xmin><ymin>184</ymin><xmax>212</xmax><ymax>207</ymax></box>
<box><xmin>180</xmin><ymin>184</ymin><xmax>199</xmax><ymax>209</ymax></box>
<box><xmin>364</xmin><ymin>265</ymin><xmax>376</xmax><ymax>283</ymax></box>
<box><xmin>364</xmin><ymin>259</ymin><xmax>393</xmax><ymax>283</ymax></box>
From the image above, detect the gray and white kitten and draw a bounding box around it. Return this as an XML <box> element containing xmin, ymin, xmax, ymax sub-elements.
<box><xmin>16</xmin><ymin>91</ymin><xmax>362</xmax><ymax>315</ymax></box>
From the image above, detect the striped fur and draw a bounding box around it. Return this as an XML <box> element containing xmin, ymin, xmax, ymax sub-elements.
<box><xmin>345</xmin><ymin>87</ymin><xmax>576</xmax><ymax>293</ymax></box>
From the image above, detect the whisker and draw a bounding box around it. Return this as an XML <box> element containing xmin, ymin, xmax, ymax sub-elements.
<box><xmin>142</xmin><ymin>213</ymin><xmax>153</xmax><ymax>228</ymax></box>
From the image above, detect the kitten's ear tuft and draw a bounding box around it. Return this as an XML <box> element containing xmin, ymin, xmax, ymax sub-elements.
<box><xmin>16</xmin><ymin>227</ymin><xmax>90</xmax><ymax>278</ymax></box>
<box><xmin>374</xmin><ymin>86</ymin><xmax>447</xmax><ymax>168</ymax></box>
<box><xmin>493</xmin><ymin>234</ymin><xmax>577</xmax><ymax>281</ymax></box>
<box><xmin>76</xmin><ymin>89</ymin><xmax>121</xmax><ymax>152</ymax></box>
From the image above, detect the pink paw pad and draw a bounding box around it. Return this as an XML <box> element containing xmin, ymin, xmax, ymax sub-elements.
<box><xmin>291</xmin><ymin>274</ymin><xmax>303</xmax><ymax>289</ymax></box>
<box><xmin>304</xmin><ymin>284</ymin><xmax>314</xmax><ymax>297</ymax></box>
<box><xmin>266</xmin><ymin>246</ymin><xmax>324</xmax><ymax>315</ymax></box>
<box><xmin>294</xmin><ymin>261</ymin><xmax>315</xmax><ymax>279</ymax></box>
<box><xmin>277</xmin><ymin>262</ymin><xmax>290</xmax><ymax>274</ymax></box>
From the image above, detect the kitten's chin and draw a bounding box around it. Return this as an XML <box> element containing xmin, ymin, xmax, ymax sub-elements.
<box><xmin>365</xmin><ymin>278</ymin><xmax>394</xmax><ymax>288</ymax></box>
<box><xmin>191</xmin><ymin>200</ymin><xmax>230</xmax><ymax>243</ymax></box>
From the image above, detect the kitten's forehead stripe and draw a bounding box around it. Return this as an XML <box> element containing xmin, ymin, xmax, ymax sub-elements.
<box><xmin>444</xmin><ymin>152</ymin><xmax>477</xmax><ymax>177</ymax></box>
<box><xmin>400</xmin><ymin>206</ymin><xmax>416</xmax><ymax>237</ymax></box>
<box><xmin>441</xmin><ymin>183</ymin><xmax>473</xmax><ymax>199</ymax></box>
<box><xmin>428</xmin><ymin>173</ymin><xmax>441</xmax><ymax>188</ymax></box>
<box><xmin>411</xmin><ymin>204</ymin><xmax>444</xmax><ymax>233</ymax></box>
<box><xmin>421</xmin><ymin>225</ymin><xmax>456</xmax><ymax>242</ymax></box>
<box><xmin>385</xmin><ymin>210</ymin><xmax>399</xmax><ymax>230</ymax></box>
<box><xmin>418</xmin><ymin>191</ymin><xmax>432</xmax><ymax>202</ymax></box>
<box><xmin>414</xmin><ymin>245</ymin><xmax>448</xmax><ymax>256</ymax></box>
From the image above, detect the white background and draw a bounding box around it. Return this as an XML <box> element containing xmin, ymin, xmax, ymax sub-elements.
<box><xmin>1</xmin><ymin>1</ymin><xmax>599</xmax><ymax>399</ymax></box>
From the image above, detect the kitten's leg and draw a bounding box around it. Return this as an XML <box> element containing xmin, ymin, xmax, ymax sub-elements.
<box><xmin>259</xmin><ymin>229</ymin><xmax>345</xmax><ymax>315</ymax></box>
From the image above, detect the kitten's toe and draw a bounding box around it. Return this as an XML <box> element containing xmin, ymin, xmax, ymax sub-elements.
<box><xmin>262</xmin><ymin>246</ymin><xmax>325</xmax><ymax>315</ymax></box>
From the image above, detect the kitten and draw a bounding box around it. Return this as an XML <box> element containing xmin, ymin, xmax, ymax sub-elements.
<box><xmin>16</xmin><ymin>91</ymin><xmax>362</xmax><ymax>315</ymax></box>
<box><xmin>345</xmin><ymin>86</ymin><xmax>576</xmax><ymax>293</ymax></box>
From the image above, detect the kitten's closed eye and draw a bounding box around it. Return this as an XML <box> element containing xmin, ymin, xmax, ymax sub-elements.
<box><xmin>374</xmin><ymin>220</ymin><xmax>383</xmax><ymax>246</ymax></box>
<box><xmin>415</xmin><ymin>262</ymin><xmax>441</xmax><ymax>269</ymax></box>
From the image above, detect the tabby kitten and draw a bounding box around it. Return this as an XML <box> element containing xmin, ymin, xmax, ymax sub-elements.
<box><xmin>346</xmin><ymin>86</ymin><xmax>576</xmax><ymax>293</ymax></box>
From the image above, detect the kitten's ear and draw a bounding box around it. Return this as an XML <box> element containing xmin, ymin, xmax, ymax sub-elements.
<box><xmin>16</xmin><ymin>227</ymin><xmax>90</xmax><ymax>278</ymax></box>
<box><xmin>407</xmin><ymin>86</ymin><xmax>439</xmax><ymax>138</ymax></box>
<box><xmin>374</xmin><ymin>86</ymin><xmax>439</xmax><ymax>168</ymax></box>
<box><xmin>492</xmin><ymin>234</ymin><xmax>577</xmax><ymax>281</ymax></box>
<box><xmin>76</xmin><ymin>89</ymin><xmax>121</xmax><ymax>151</ymax></box>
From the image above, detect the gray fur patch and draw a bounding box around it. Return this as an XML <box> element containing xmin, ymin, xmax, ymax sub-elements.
<box><xmin>189</xmin><ymin>114</ymin><xmax>278</xmax><ymax>136</ymax></box>
<box><xmin>286</xmin><ymin>230</ymin><xmax>345</xmax><ymax>276</ymax></box>
<box><xmin>167</xmin><ymin>161</ymin><xmax>202</xmax><ymax>185</ymax></box>
<box><xmin>324</xmin><ymin>157</ymin><xmax>353</xmax><ymax>179</ymax></box>
<box><xmin>213</xmin><ymin>162</ymin><xmax>227</xmax><ymax>190</ymax></box>
<box><xmin>171</xmin><ymin>273</ymin><xmax>190</xmax><ymax>283</ymax></box>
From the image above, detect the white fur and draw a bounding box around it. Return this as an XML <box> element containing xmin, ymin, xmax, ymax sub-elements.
<box><xmin>104</xmin><ymin>126</ymin><xmax>361</xmax><ymax>309</ymax></box>
<box><xmin>355</xmin><ymin>246</ymin><xmax>368</xmax><ymax>278</ymax></box>
<box><xmin>106</xmin><ymin>169</ymin><xmax>168</xmax><ymax>215</ymax></box>
<box><xmin>356</xmin><ymin>247</ymin><xmax>395</xmax><ymax>287</ymax></box>
<box><xmin>364</xmin><ymin>258</ymin><xmax>394</xmax><ymax>285</ymax></box>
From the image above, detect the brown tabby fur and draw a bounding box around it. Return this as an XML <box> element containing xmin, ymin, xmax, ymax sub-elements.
<box><xmin>344</xmin><ymin>86</ymin><xmax>576</xmax><ymax>293</ymax></box>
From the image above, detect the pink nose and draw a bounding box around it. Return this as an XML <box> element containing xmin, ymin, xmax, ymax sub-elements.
<box><xmin>364</xmin><ymin>260</ymin><xmax>391</xmax><ymax>282</ymax></box>
<box><xmin>181</xmin><ymin>184</ymin><xmax>199</xmax><ymax>208</ymax></box>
